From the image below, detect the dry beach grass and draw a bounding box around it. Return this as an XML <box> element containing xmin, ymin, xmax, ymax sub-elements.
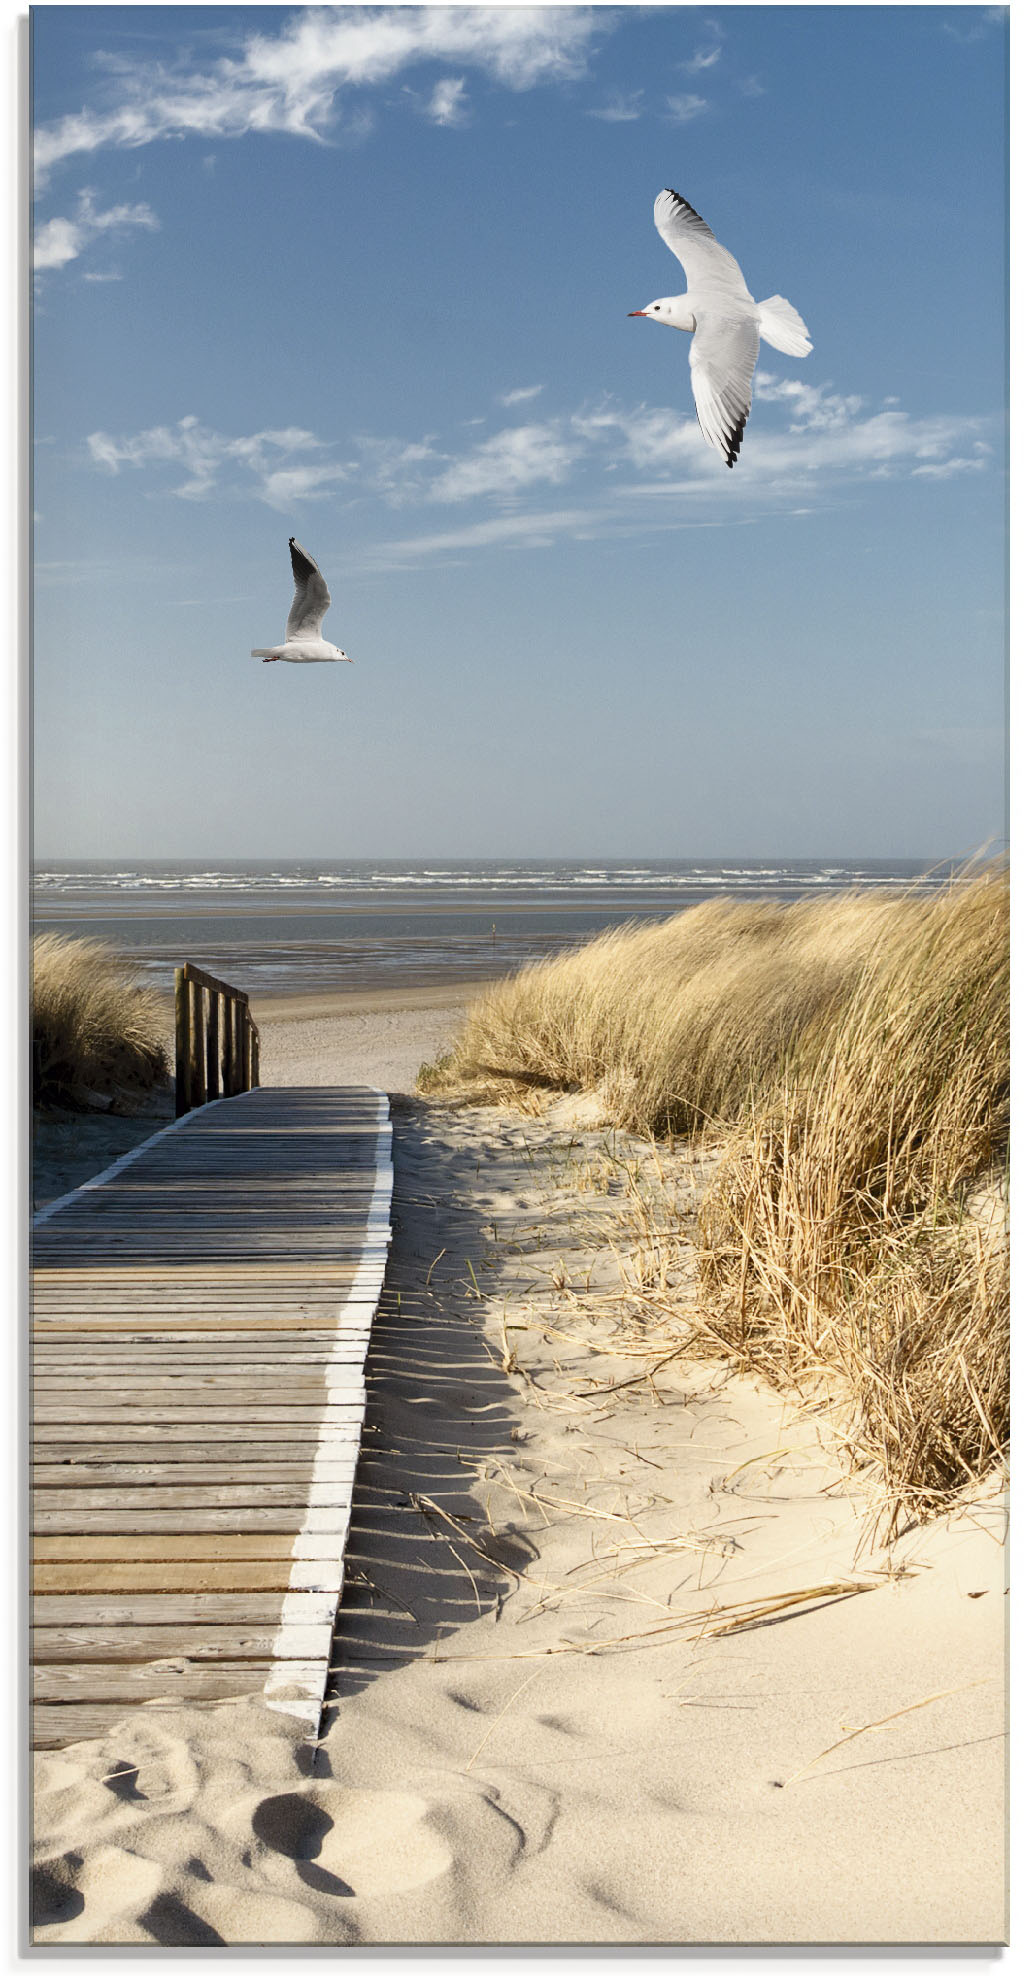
<box><xmin>421</xmin><ymin>865</ymin><xmax>1009</xmax><ymax>1528</ymax></box>
<box><xmin>32</xmin><ymin>933</ymin><xmax>170</xmax><ymax>1111</ymax></box>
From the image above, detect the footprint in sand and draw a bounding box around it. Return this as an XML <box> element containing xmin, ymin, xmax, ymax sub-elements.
<box><xmin>100</xmin><ymin>1721</ymin><xmax>200</xmax><ymax>1816</ymax></box>
<box><xmin>32</xmin><ymin>1844</ymin><xmax>164</xmax><ymax>1944</ymax></box>
<box><xmin>182</xmin><ymin>1882</ymin><xmax>324</xmax><ymax>1945</ymax></box>
<box><xmin>249</xmin><ymin>1785</ymin><xmax>451</xmax><ymax>1901</ymax></box>
<box><xmin>139</xmin><ymin>1890</ymin><xmax>226</xmax><ymax>1946</ymax></box>
<box><xmin>252</xmin><ymin>1792</ymin><xmax>354</xmax><ymax>1897</ymax></box>
<box><xmin>33</xmin><ymin>1755</ymin><xmax>117</xmax><ymax>1852</ymax></box>
<box><xmin>32</xmin><ymin>1854</ymin><xmax>85</xmax><ymax>1929</ymax></box>
<box><xmin>35</xmin><ymin>1721</ymin><xmax>200</xmax><ymax>1854</ymax></box>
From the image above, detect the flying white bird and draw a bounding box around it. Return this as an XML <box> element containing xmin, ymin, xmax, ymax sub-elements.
<box><xmin>629</xmin><ymin>188</ymin><xmax>812</xmax><ymax>468</ymax></box>
<box><xmin>251</xmin><ymin>538</ymin><xmax>352</xmax><ymax>664</ymax></box>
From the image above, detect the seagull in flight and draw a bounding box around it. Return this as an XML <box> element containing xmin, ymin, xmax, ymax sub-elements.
<box><xmin>251</xmin><ymin>538</ymin><xmax>352</xmax><ymax>664</ymax></box>
<box><xmin>629</xmin><ymin>188</ymin><xmax>812</xmax><ymax>467</ymax></box>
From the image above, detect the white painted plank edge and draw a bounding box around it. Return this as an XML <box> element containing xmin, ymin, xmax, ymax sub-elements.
<box><xmin>266</xmin><ymin>1094</ymin><xmax>393</xmax><ymax>1734</ymax></box>
<box><xmin>32</xmin><ymin>1104</ymin><xmax>217</xmax><ymax>1226</ymax></box>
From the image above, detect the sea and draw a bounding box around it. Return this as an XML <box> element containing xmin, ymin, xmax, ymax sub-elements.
<box><xmin>31</xmin><ymin>858</ymin><xmax>954</xmax><ymax>1003</ymax></box>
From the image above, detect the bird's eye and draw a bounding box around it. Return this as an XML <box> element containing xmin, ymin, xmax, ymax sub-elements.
<box><xmin>654</xmin><ymin>305</ymin><xmax>661</xmax><ymax>312</ymax></box>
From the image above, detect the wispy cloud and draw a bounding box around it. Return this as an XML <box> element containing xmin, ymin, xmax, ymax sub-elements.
<box><xmin>84</xmin><ymin>382</ymin><xmax>996</xmax><ymax>546</ymax></box>
<box><xmin>362</xmin><ymin>506</ymin><xmax>598</xmax><ymax>566</ymax></box>
<box><xmin>429</xmin><ymin>422</ymin><xmax>578</xmax><ymax>503</ymax></box>
<box><xmin>664</xmin><ymin>93</ymin><xmax>710</xmax><ymax>123</ymax></box>
<box><xmin>941</xmin><ymin>6</ymin><xmax>1006</xmax><ymax>42</ymax></box>
<box><xmin>34</xmin><ymin>7</ymin><xmax>607</xmax><ymax>184</ymax></box>
<box><xmin>682</xmin><ymin>44</ymin><xmax>721</xmax><ymax>75</ymax></box>
<box><xmin>259</xmin><ymin>463</ymin><xmax>352</xmax><ymax>507</ymax></box>
<box><xmin>33</xmin><ymin>188</ymin><xmax>158</xmax><ymax>272</ymax></box>
<box><xmin>910</xmin><ymin>456</ymin><xmax>988</xmax><ymax>480</ymax></box>
<box><xmin>424</xmin><ymin>76</ymin><xmax>469</xmax><ymax>126</ymax></box>
<box><xmin>754</xmin><ymin>376</ymin><xmax>864</xmax><ymax>431</ymax></box>
<box><xmin>498</xmin><ymin>385</ymin><xmax>545</xmax><ymax>407</ymax></box>
<box><xmin>86</xmin><ymin>415</ymin><xmax>343</xmax><ymax>506</ymax></box>
<box><xmin>587</xmin><ymin>88</ymin><xmax>644</xmax><ymax>122</ymax></box>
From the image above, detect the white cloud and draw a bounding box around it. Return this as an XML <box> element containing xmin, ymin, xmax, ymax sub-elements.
<box><xmin>910</xmin><ymin>457</ymin><xmax>988</xmax><ymax>480</ymax></box>
<box><xmin>682</xmin><ymin>45</ymin><xmax>721</xmax><ymax>74</ymax></box>
<box><xmin>425</xmin><ymin>77</ymin><xmax>469</xmax><ymax>125</ymax></box>
<box><xmin>429</xmin><ymin>422</ymin><xmax>578</xmax><ymax>503</ymax></box>
<box><xmin>664</xmin><ymin>93</ymin><xmax>709</xmax><ymax>123</ymax></box>
<box><xmin>82</xmin><ymin>382</ymin><xmax>996</xmax><ymax>547</ymax></box>
<box><xmin>587</xmin><ymin>88</ymin><xmax>643</xmax><ymax>122</ymax></box>
<box><xmin>364</xmin><ymin>506</ymin><xmax>597</xmax><ymax>565</ymax></box>
<box><xmin>570</xmin><ymin>402</ymin><xmax>711</xmax><ymax>476</ymax></box>
<box><xmin>86</xmin><ymin>416</ymin><xmax>338</xmax><ymax>504</ymax></box>
<box><xmin>941</xmin><ymin>7</ymin><xmax>1006</xmax><ymax>41</ymax></box>
<box><xmin>259</xmin><ymin>463</ymin><xmax>351</xmax><ymax>508</ymax></box>
<box><xmin>498</xmin><ymin>385</ymin><xmax>544</xmax><ymax>407</ymax></box>
<box><xmin>34</xmin><ymin>7</ymin><xmax>606</xmax><ymax>184</ymax></box>
<box><xmin>33</xmin><ymin>188</ymin><xmax>158</xmax><ymax>271</ymax></box>
<box><xmin>351</xmin><ymin>435</ymin><xmax>443</xmax><ymax>503</ymax></box>
<box><xmin>754</xmin><ymin>375</ymin><xmax>864</xmax><ymax>431</ymax></box>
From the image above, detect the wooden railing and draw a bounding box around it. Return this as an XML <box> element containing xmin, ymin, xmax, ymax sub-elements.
<box><xmin>174</xmin><ymin>962</ymin><xmax>260</xmax><ymax>1117</ymax></box>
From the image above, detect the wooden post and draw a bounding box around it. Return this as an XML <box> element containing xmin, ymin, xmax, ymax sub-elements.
<box><xmin>206</xmin><ymin>991</ymin><xmax>221</xmax><ymax>1101</ymax></box>
<box><xmin>174</xmin><ymin>966</ymin><xmax>190</xmax><ymax>1117</ymax></box>
<box><xmin>221</xmin><ymin>994</ymin><xmax>234</xmax><ymax>1097</ymax></box>
<box><xmin>230</xmin><ymin>1003</ymin><xmax>242</xmax><ymax>1098</ymax></box>
<box><xmin>189</xmin><ymin>978</ymin><xmax>206</xmax><ymax>1107</ymax></box>
<box><xmin>176</xmin><ymin>964</ymin><xmax>258</xmax><ymax>1109</ymax></box>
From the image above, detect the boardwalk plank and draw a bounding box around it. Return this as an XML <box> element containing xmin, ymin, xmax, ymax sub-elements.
<box><xmin>34</xmin><ymin>1561</ymin><xmax>340</xmax><ymax>1594</ymax></box>
<box><xmin>31</xmin><ymin>1084</ymin><xmax>392</xmax><ymax>1747</ymax></box>
<box><xmin>32</xmin><ymin>1662</ymin><xmax>309</xmax><ymax>1704</ymax></box>
<box><xmin>34</xmin><ymin>1624</ymin><xmax>334</xmax><ymax>1663</ymax></box>
<box><xmin>33</xmin><ymin>1462</ymin><xmax>355</xmax><ymax>1488</ymax></box>
<box><xmin>34</xmin><ymin>1482</ymin><xmax>358</xmax><ymax>1512</ymax></box>
<box><xmin>33</xmin><ymin>1704</ymin><xmax>174</xmax><ymax>1749</ymax></box>
<box><xmin>33</xmin><ymin>1422</ymin><xmax>361</xmax><ymax>1446</ymax></box>
<box><xmin>33</xmin><ymin>1592</ymin><xmax>338</xmax><ymax>1626</ymax></box>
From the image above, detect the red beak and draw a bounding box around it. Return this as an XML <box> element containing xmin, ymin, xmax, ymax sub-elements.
<box><xmin>628</xmin><ymin>310</ymin><xmax>646</xmax><ymax>318</ymax></box>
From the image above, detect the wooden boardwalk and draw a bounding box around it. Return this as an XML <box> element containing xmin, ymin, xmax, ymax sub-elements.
<box><xmin>31</xmin><ymin>1085</ymin><xmax>393</xmax><ymax>1751</ymax></box>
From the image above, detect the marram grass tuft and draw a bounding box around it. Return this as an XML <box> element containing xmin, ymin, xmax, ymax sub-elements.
<box><xmin>421</xmin><ymin>866</ymin><xmax>1008</xmax><ymax>1524</ymax></box>
<box><xmin>32</xmin><ymin>933</ymin><xmax>171</xmax><ymax>1109</ymax></box>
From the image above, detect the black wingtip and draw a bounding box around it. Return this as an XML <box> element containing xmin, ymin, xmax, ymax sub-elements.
<box><xmin>663</xmin><ymin>187</ymin><xmax>711</xmax><ymax>232</ymax></box>
<box><xmin>725</xmin><ymin>412</ymin><xmax>747</xmax><ymax>468</ymax></box>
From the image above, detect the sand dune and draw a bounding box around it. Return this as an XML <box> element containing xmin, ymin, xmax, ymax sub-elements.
<box><xmin>31</xmin><ymin>1001</ymin><xmax>1007</xmax><ymax>1944</ymax></box>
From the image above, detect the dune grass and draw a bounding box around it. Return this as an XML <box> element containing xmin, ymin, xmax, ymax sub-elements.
<box><xmin>420</xmin><ymin>867</ymin><xmax>1008</xmax><ymax>1523</ymax></box>
<box><xmin>32</xmin><ymin>933</ymin><xmax>171</xmax><ymax>1109</ymax></box>
<box><xmin>698</xmin><ymin>869</ymin><xmax>1008</xmax><ymax>1526</ymax></box>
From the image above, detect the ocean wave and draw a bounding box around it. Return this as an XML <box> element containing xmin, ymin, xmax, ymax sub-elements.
<box><xmin>33</xmin><ymin>857</ymin><xmax>949</xmax><ymax>904</ymax></box>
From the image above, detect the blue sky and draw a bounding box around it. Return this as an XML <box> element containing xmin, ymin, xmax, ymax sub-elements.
<box><xmin>31</xmin><ymin>3</ymin><xmax>1008</xmax><ymax>860</ymax></box>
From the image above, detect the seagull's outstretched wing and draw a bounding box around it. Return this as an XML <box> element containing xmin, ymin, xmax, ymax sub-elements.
<box><xmin>286</xmin><ymin>538</ymin><xmax>331</xmax><ymax>640</ymax></box>
<box><xmin>654</xmin><ymin>188</ymin><xmax>753</xmax><ymax>303</ymax></box>
<box><xmin>689</xmin><ymin>314</ymin><xmax>760</xmax><ymax>468</ymax></box>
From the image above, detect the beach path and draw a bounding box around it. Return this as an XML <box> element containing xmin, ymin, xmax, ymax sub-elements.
<box><xmin>31</xmin><ymin>1085</ymin><xmax>393</xmax><ymax>1752</ymax></box>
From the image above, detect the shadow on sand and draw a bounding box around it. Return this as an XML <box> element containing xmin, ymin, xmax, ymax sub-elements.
<box><xmin>321</xmin><ymin>1096</ymin><xmax>535</xmax><ymax>1719</ymax></box>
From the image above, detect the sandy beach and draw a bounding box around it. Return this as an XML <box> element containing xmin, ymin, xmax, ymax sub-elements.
<box><xmin>31</xmin><ymin>989</ymin><xmax>1008</xmax><ymax>1945</ymax></box>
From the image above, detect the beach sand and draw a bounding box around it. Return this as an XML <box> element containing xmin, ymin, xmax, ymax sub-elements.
<box><xmin>31</xmin><ymin>992</ymin><xmax>1008</xmax><ymax>1945</ymax></box>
